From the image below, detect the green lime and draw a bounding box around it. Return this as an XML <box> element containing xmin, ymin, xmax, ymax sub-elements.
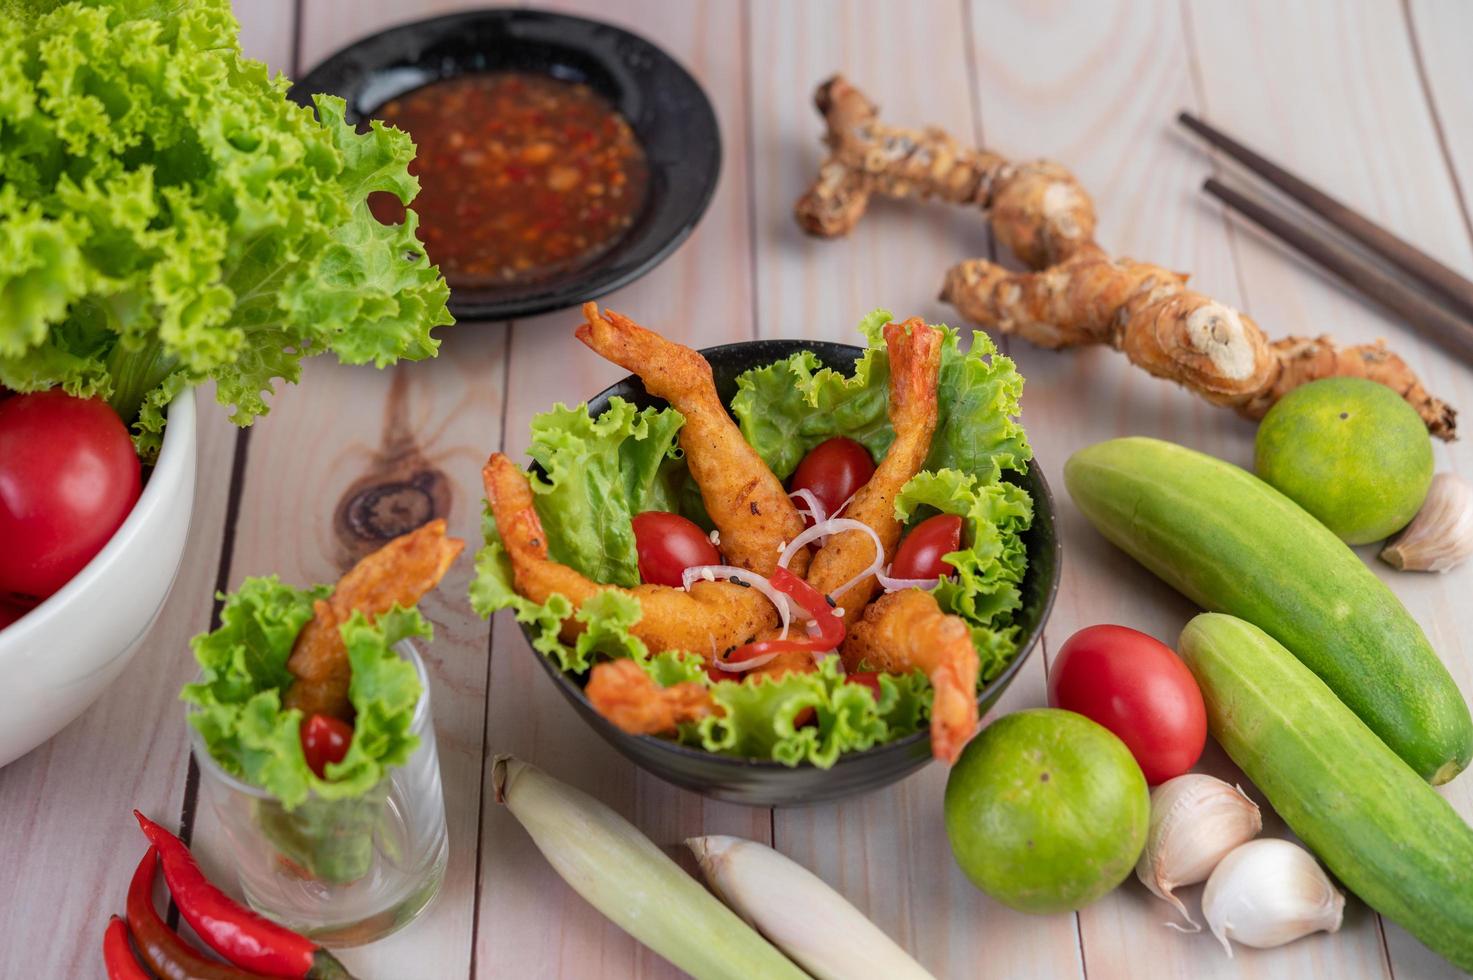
<box><xmin>1255</xmin><ymin>378</ymin><xmax>1432</xmax><ymax>544</ymax></box>
<box><xmin>943</xmin><ymin>708</ymin><xmax>1149</xmax><ymax>915</ymax></box>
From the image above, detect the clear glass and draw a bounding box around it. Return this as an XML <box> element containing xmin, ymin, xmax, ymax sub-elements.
<box><xmin>189</xmin><ymin>640</ymin><xmax>448</xmax><ymax>946</ymax></box>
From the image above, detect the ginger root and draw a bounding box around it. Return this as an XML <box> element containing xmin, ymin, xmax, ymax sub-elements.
<box><xmin>796</xmin><ymin>75</ymin><xmax>1456</xmax><ymax>439</ymax></box>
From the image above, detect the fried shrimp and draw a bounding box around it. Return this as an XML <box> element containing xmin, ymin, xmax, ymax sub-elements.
<box><xmin>586</xmin><ymin>658</ymin><xmax>718</xmax><ymax>735</ymax></box>
<box><xmin>574</xmin><ymin>302</ymin><xmax>807</xmax><ymax>577</ymax></box>
<box><xmin>484</xmin><ymin>453</ymin><xmax>779</xmax><ymax>657</ymax></box>
<box><xmin>805</xmin><ymin>318</ymin><xmax>942</xmax><ymax>628</ymax></box>
<box><xmin>284</xmin><ymin>519</ymin><xmax>465</xmax><ymax>721</ymax></box>
<box><xmin>842</xmin><ymin>589</ymin><xmax>980</xmax><ymax>763</ymax></box>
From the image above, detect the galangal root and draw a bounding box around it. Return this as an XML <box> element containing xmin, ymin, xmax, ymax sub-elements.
<box><xmin>795</xmin><ymin>75</ymin><xmax>1456</xmax><ymax>439</ymax></box>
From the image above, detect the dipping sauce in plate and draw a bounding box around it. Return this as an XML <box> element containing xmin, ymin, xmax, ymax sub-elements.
<box><xmin>372</xmin><ymin>71</ymin><xmax>649</xmax><ymax>287</ymax></box>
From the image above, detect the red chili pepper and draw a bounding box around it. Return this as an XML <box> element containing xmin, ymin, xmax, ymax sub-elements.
<box><xmin>128</xmin><ymin>847</ymin><xmax>271</xmax><ymax>979</ymax></box>
<box><xmin>846</xmin><ymin>671</ymin><xmax>884</xmax><ymax>698</ymax></box>
<box><xmin>103</xmin><ymin>916</ymin><xmax>149</xmax><ymax>980</ymax></box>
<box><xmin>719</xmin><ymin>567</ymin><xmax>847</xmax><ymax>666</ymax></box>
<box><xmin>133</xmin><ymin>811</ymin><xmax>355</xmax><ymax>980</ymax></box>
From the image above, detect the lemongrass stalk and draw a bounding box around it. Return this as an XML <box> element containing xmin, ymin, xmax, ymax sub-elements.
<box><xmin>688</xmin><ymin>835</ymin><xmax>937</xmax><ymax>980</ymax></box>
<box><xmin>492</xmin><ymin>756</ymin><xmax>808</xmax><ymax>980</ymax></box>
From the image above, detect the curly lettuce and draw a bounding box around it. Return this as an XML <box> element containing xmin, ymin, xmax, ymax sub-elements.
<box><xmin>892</xmin><ymin>469</ymin><xmax>1033</xmax><ymax>681</ymax></box>
<box><xmin>731</xmin><ymin>309</ymin><xmax>1030</xmax><ymax>482</ymax></box>
<box><xmin>182</xmin><ymin>577</ymin><xmax>430</xmax><ymax>808</ymax></box>
<box><xmin>0</xmin><ymin>0</ymin><xmax>451</xmax><ymax>455</ymax></box>
<box><xmin>525</xmin><ymin>398</ymin><xmax>686</xmax><ymax>587</ymax></box>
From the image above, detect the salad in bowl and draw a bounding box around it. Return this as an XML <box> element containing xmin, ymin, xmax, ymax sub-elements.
<box><xmin>473</xmin><ymin>304</ymin><xmax>1051</xmax><ymax>796</ymax></box>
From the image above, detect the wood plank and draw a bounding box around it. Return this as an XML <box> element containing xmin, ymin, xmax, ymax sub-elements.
<box><xmin>0</xmin><ymin>389</ymin><xmax>238</xmax><ymax>980</ymax></box>
<box><xmin>181</xmin><ymin>9</ymin><xmax>505</xmax><ymax>979</ymax></box>
<box><xmin>1407</xmin><ymin>0</ymin><xmax>1473</xmax><ymax>301</ymax></box>
<box><xmin>473</xmin><ymin>2</ymin><xmax>770</xmax><ymax>977</ymax></box>
<box><xmin>0</xmin><ymin>6</ymin><xmax>296</xmax><ymax>976</ymax></box>
<box><xmin>747</xmin><ymin>1</ymin><xmax>1082</xmax><ymax>977</ymax></box>
<box><xmin>185</xmin><ymin>330</ymin><xmax>505</xmax><ymax>979</ymax></box>
<box><xmin>1186</xmin><ymin>1</ymin><xmax>1473</xmax><ymax>977</ymax></box>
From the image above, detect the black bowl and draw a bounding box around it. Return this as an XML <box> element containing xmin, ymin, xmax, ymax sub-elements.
<box><xmin>518</xmin><ymin>339</ymin><xmax>1063</xmax><ymax>807</ymax></box>
<box><xmin>289</xmin><ymin>9</ymin><xmax>721</xmax><ymax>321</ymax></box>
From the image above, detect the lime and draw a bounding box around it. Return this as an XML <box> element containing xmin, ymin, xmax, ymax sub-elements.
<box><xmin>1255</xmin><ymin>378</ymin><xmax>1432</xmax><ymax>544</ymax></box>
<box><xmin>943</xmin><ymin>708</ymin><xmax>1149</xmax><ymax>914</ymax></box>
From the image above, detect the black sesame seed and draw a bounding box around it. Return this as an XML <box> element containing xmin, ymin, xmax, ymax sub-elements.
<box><xmin>825</xmin><ymin>595</ymin><xmax>837</xmax><ymax>607</ymax></box>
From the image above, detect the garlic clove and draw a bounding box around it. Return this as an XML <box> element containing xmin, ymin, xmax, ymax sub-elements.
<box><xmin>1381</xmin><ymin>472</ymin><xmax>1473</xmax><ymax>573</ymax></box>
<box><xmin>1202</xmin><ymin>838</ymin><xmax>1344</xmax><ymax>956</ymax></box>
<box><xmin>1135</xmin><ymin>773</ymin><xmax>1262</xmax><ymax>930</ymax></box>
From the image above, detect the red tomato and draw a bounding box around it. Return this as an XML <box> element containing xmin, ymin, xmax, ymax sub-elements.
<box><xmin>790</xmin><ymin>437</ymin><xmax>875</xmax><ymax>525</ymax></box>
<box><xmin>1048</xmin><ymin>625</ymin><xmax>1207</xmax><ymax>784</ymax></box>
<box><xmin>0</xmin><ymin>392</ymin><xmax>141</xmax><ymax>602</ymax></box>
<box><xmin>846</xmin><ymin>671</ymin><xmax>883</xmax><ymax>698</ymax></box>
<box><xmin>300</xmin><ymin>714</ymin><xmax>355</xmax><ymax>778</ymax></box>
<box><xmin>891</xmin><ymin>514</ymin><xmax>963</xmax><ymax>580</ymax></box>
<box><xmin>632</xmin><ymin>511</ymin><xmax>721</xmax><ymax>588</ymax></box>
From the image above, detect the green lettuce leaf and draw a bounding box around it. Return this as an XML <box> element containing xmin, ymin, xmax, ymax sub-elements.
<box><xmin>731</xmin><ymin>309</ymin><xmax>1030</xmax><ymax>482</ymax></box>
<box><xmin>893</xmin><ymin>469</ymin><xmax>1033</xmax><ymax>681</ymax></box>
<box><xmin>0</xmin><ymin>0</ymin><xmax>451</xmax><ymax>456</ymax></box>
<box><xmin>524</xmin><ymin>398</ymin><xmax>686</xmax><ymax>586</ymax></box>
<box><xmin>182</xmin><ymin>578</ymin><xmax>431</xmax><ymax>809</ymax></box>
<box><xmin>692</xmin><ymin>658</ymin><xmax>931</xmax><ymax>767</ymax></box>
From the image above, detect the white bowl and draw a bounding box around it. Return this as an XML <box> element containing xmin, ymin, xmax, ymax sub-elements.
<box><xmin>0</xmin><ymin>389</ymin><xmax>197</xmax><ymax>767</ymax></box>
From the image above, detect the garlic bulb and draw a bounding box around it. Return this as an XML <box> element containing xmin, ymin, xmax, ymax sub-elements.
<box><xmin>1202</xmin><ymin>838</ymin><xmax>1344</xmax><ymax>955</ymax></box>
<box><xmin>1381</xmin><ymin>473</ymin><xmax>1473</xmax><ymax>573</ymax></box>
<box><xmin>1135</xmin><ymin>773</ymin><xmax>1262</xmax><ymax>928</ymax></box>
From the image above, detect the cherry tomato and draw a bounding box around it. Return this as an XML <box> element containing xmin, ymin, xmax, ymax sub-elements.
<box><xmin>846</xmin><ymin>671</ymin><xmax>883</xmax><ymax>699</ymax></box>
<box><xmin>790</xmin><ymin>437</ymin><xmax>875</xmax><ymax>525</ymax></box>
<box><xmin>1048</xmin><ymin>625</ymin><xmax>1207</xmax><ymax>784</ymax></box>
<box><xmin>300</xmin><ymin>714</ymin><xmax>355</xmax><ymax>778</ymax></box>
<box><xmin>632</xmin><ymin>511</ymin><xmax>721</xmax><ymax>588</ymax></box>
<box><xmin>891</xmin><ymin>514</ymin><xmax>963</xmax><ymax>581</ymax></box>
<box><xmin>0</xmin><ymin>391</ymin><xmax>141</xmax><ymax>602</ymax></box>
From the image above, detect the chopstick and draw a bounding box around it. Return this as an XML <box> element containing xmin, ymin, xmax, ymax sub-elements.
<box><xmin>1180</xmin><ymin>111</ymin><xmax>1473</xmax><ymax>328</ymax></box>
<box><xmin>1203</xmin><ymin>177</ymin><xmax>1473</xmax><ymax>363</ymax></box>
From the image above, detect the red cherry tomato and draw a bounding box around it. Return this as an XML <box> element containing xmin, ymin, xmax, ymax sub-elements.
<box><xmin>632</xmin><ymin>511</ymin><xmax>721</xmax><ymax>588</ymax></box>
<box><xmin>1048</xmin><ymin>625</ymin><xmax>1207</xmax><ymax>784</ymax></box>
<box><xmin>790</xmin><ymin>437</ymin><xmax>876</xmax><ymax>525</ymax></box>
<box><xmin>846</xmin><ymin>671</ymin><xmax>883</xmax><ymax>698</ymax></box>
<box><xmin>890</xmin><ymin>514</ymin><xmax>963</xmax><ymax>581</ymax></box>
<box><xmin>0</xmin><ymin>391</ymin><xmax>141</xmax><ymax>602</ymax></box>
<box><xmin>300</xmin><ymin>714</ymin><xmax>355</xmax><ymax>778</ymax></box>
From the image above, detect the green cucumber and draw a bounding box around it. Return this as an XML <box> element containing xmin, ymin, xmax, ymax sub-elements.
<box><xmin>1179</xmin><ymin>614</ymin><xmax>1473</xmax><ymax>972</ymax></box>
<box><xmin>1065</xmin><ymin>437</ymin><xmax>1471</xmax><ymax>784</ymax></box>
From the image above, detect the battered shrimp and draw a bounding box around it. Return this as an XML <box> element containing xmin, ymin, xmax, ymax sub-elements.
<box><xmin>805</xmin><ymin>318</ymin><xmax>942</xmax><ymax>629</ymax></box>
<box><xmin>586</xmin><ymin>658</ymin><xmax>717</xmax><ymax>735</ymax></box>
<box><xmin>284</xmin><ymin>520</ymin><xmax>465</xmax><ymax>720</ymax></box>
<box><xmin>575</xmin><ymin>303</ymin><xmax>807</xmax><ymax>577</ymax></box>
<box><xmin>842</xmin><ymin>589</ymin><xmax>980</xmax><ymax>763</ymax></box>
<box><xmin>484</xmin><ymin>453</ymin><xmax>778</xmax><ymax>658</ymax></box>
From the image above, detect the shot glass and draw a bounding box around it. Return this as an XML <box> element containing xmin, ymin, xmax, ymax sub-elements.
<box><xmin>189</xmin><ymin>639</ymin><xmax>448</xmax><ymax>946</ymax></box>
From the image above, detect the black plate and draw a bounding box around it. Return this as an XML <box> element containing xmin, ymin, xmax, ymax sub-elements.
<box><xmin>519</xmin><ymin>340</ymin><xmax>1063</xmax><ymax>807</ymax></box>
<box><xmin>289</xmin><ymin>9</ymin><xmax>721</xmax><ymax>322</ymax></box>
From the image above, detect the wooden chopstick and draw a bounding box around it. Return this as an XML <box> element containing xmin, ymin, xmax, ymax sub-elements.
<box><xmin>1204</xmin><ymin>177</ymin><xmax>1473</xmax><ymax>363</ymax></box>
<box><xmin>1180</xmin><ymin>111</ymin><xmax>1473</xmax><ymax>328</ymax></box>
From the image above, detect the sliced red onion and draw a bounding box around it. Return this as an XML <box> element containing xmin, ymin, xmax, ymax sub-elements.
<box><xmin>709</xmin><ymin>649</ymin><xmax>781</xmax><ymax>673</ymax></box>
<box><xmin>681</xmin><ymin>564</ymin><xmax>793</xmax><ymax>640</ymax></box>
<box><xmin>781</xmin><ymin>518</ymin><xmax>886</xmax><ymax>602</ymax></box>
<box><xmin>875</xmin><ymin>564</ymin><xmax>942</xmax><ymax>593</ymax></box>
<box><xmin>788</xmin><ymin>488</ymin><xmax>827</xmax><ymax>526</ymax></box>
<box><xmin>777</xmin><ymin>517</ymin><xmax>881</xmax><ymax>574</ymax></box>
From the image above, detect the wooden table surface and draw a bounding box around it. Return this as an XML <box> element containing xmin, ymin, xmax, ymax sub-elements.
<box><xmin>5</xmin><ymin>1</ymin><xmax>1473</xmax><ymax>977</ymax></box>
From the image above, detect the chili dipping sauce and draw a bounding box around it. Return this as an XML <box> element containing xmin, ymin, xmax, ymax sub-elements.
<box><xmin>372</xmin><ymin>71</ymin><xmax>649</xmax><ymax>288</ymax></box>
